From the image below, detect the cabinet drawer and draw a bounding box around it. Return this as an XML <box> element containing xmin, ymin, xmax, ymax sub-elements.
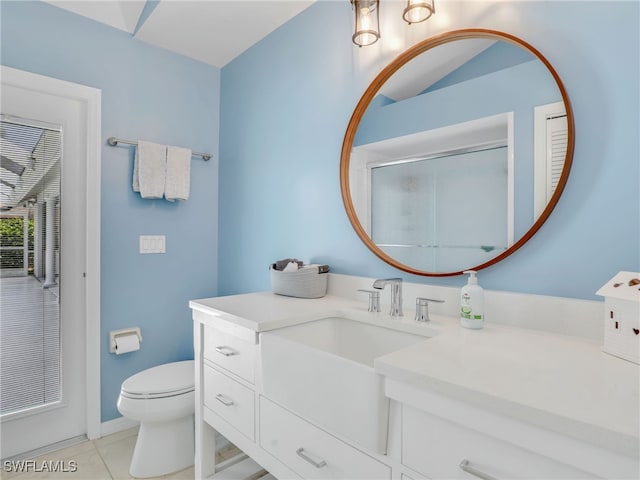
<box><xmin>402</xmin><ymin>406</ymin><xmax>594</xmax><ymax>479</ymax></box>
<box><xmin>203</xmin><ymin>364</ymin><xmax>255</xmax><ymax>440</ymax></box>
<box><xmin>203</xmin><ymin>325</ymin><xmax>256</xmax><ymax>383</ymax></box>
<box><xmin>260</xmin><ymin>396</ymin><xmax>390</xmax><ymax>480</ymax></box>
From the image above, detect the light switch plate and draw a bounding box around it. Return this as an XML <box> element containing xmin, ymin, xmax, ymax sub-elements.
<box><xmin>139</xmin><ymin>235</ymin><xmax>166</xmax><ymax>254</ymax></box>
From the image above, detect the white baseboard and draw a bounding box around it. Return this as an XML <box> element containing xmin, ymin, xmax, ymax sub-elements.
<box><xmin>100</xmin><ymin>416</ymin><xmax>139</xmax><ymax>438</ymax></box>
<box><xmin>2</xmin><ymin>435</ymin><xmax>87</xmax><ymax>462</ymax></box>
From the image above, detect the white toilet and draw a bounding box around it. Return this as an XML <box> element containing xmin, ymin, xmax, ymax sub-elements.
<box><xmin>117</xmin><ymin>360</ymin><xmax>195</xmax><ymax>478</ymax></box>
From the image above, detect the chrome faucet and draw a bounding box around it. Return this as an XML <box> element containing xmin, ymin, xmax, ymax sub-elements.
<box><xmin>373</xmin><ymin>278</ymin><xmax>403</xmax><ymax>317</ymax></box>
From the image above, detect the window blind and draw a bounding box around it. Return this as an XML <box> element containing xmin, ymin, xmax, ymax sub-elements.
<box><xmin>0</xmin><ymin>119</ymin><xmax>62</xmax><ymax>416</ymax></box>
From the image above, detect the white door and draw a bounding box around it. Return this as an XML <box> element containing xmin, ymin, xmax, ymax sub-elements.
<box><xmin>0</xmin><ymin>79</ymin><xmax>88</xmax><ymax>458</ymax></box>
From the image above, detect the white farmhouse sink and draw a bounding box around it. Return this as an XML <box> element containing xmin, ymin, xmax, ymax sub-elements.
<box><xmin>260</xmin><ymin>317</ymin><xmax>429</xmax><ymax>454</ymax></box>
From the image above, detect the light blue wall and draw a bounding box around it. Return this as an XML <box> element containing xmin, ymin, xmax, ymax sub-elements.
<box><xmin>1</xmin><ymin>1</ymin><xmax>220</xmax><ymax>421</ymax></box>
<box><xmin>219</xmin><ymin>0</ymin><xmax>639</xmax><ymax>300</ymax></box>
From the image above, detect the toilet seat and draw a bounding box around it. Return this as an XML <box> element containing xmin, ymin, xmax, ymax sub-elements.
<box><xmin>120</xmin><ymin>360</ymin><xmax>194</xmax><ymax>400</ymax></box>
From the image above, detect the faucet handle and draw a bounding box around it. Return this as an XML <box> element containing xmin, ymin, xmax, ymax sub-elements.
<box><xmin>415</xmin><ymin>297</ymin><xmax>445</xmax><ymax>322</ymax></box>
<box><xmin>358</xmin><ymin>289</ymin><xmax>381</xmax><ymax>313</ymax></box>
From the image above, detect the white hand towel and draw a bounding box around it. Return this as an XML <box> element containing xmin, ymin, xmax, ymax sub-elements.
<box><xmin>165</xmin><ymin>145</ymin><xmax>191</xmax><ymax>201</ymax></box>
<box><xmin>133</xmin><ymin>140</ymin><xmax>166</xmax><ymax>199</ymax></box>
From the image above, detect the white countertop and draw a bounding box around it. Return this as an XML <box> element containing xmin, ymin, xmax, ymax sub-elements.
<box><xmin>375</xmin><ymin>314</ymin><xmax>640</xmax><ymax>458</ymax></box>
<box><xmin>190</xmin><ymin>292</ymin><xmax>364</xmax><ymax>332</ymax></box>
<box><xmin>190</xmin><ymin>292</ymin><xmax>639</xmax><ymax>457</ymax></box>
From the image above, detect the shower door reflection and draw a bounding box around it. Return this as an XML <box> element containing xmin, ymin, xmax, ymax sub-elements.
<box><xmin>371</xmin><ymin>145</ymin><xmax>510</xmax><ymax>273</ymax></box>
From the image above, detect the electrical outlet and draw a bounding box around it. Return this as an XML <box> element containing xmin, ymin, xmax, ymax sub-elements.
<box><xmin>139</xmin><ymin>235</ymin><xmax>166</xmax><ymax>254</ymax></box>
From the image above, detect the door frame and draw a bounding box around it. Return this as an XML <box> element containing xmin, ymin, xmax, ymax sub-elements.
<box><xmin>1</xmin><ymin>65</ymin><xmax>102</xmax><ymax>440</ymax></box>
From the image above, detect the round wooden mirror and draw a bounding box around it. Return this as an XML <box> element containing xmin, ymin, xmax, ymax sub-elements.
<box><xmin>340</xmin><ymin>29</ymin><xmax>574</xmax><ymax>277</ymax></box>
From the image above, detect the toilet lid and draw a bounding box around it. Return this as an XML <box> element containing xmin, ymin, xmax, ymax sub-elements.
<box><xmin>121</xmin><ymin>360</ymin><xmax>194</xmax><ymax>398</ymax></box>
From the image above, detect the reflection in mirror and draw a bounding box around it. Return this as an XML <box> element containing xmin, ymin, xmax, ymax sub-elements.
<box><xmin>370</xmin><ymin>143</ymin><xmax>511</xmax><ymax>272</ymax></box>
<box><xmin>343</xmin><ymin>32</ymin><xmax>571</xmax><ymax>275</ymax></box>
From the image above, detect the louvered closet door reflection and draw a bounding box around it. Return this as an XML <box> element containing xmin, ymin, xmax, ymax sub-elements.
<box><xmin>545</xmin><ymin>114</ymin><xmax>568</xmax><ymax>199</ymax></box>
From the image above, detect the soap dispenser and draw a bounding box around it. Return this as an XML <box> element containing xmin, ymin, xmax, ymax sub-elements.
<box><xmin>460</xmin><ymin>270</ymin><xmax>484</xmax><ymax>329</ymax></box>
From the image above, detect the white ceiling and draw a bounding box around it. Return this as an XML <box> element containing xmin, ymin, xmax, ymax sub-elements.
<box><xmin>45</xmin><ymin>1</ymin><xmax>147</xmax><ymax>35</ymax></box>
<box><xmin>43</xmin><ymin>1</ymin><xmax>316</xmax><ymax>68</ymax></box>
<box><xmin>379</xmin><ymin>38</ymin><xmax>496</xmax><ymax>102</ymax></box>
<box><xmin>42</xmin><ymin>1</ymin><xmax>509</xmax><ymax>100</ymax></box>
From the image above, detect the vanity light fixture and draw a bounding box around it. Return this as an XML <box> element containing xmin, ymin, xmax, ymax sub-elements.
<box><xmin>350</xmin><ymin>0</ymin><xmax>381</xmax><ymax>47</ymax></box>
<box><xmin>350</xmin><ymin>0</ymin><xmax>436</xmax><ymax>47</ymax></box>
<box><xmin>402</xmin><ymin>0</ymin><xmax>435</xmax><ymax>24</ymax></box>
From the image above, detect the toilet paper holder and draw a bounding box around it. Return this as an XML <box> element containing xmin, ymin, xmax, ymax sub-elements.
<box><xmin>109</xmin><ymin>327</ymin><xmax>143</xmax><ymax>353</ymax></box>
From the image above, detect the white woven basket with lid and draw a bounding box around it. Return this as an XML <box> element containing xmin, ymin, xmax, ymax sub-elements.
<box><xmin>270</xmin><ymin>264</ymin><xmax>328</xmax><ymax>298</ymax></box>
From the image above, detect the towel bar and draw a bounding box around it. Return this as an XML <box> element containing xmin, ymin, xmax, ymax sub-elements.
<box><xmin>107</xmin><ymin>136</ymin><xmax>212</xmax><ymax>161</ymax></box>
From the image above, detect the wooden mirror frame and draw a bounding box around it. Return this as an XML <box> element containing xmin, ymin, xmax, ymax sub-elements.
<box><xmin>340</xmin><ymin>28</ymin><xmax>575</xmax><ymax>277</ymax></box>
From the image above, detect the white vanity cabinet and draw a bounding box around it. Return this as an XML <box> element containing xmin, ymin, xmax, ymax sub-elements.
<box><xmin>201</xmin><ymin>321</ymin><xmax>258</xmax><ymax>442</ymax></box>
<box><xmin>260</xmin><ymin>396</ymin><xmax>390</xmax><ymax>479</ymax></box>
<box><xmin>203</xmin><ymin>324</ymin><xmax>257</xmax><ymax>384</ymax></box>
<box><xmin>193</xmin><ymin>311</ymin><xmax>266</xmax><ymax>479</ymax></box>
<box><xmin>401</xmin><ymin>406</ymin><xmax>594</xmax><ymax>479</ymax></box>
<box><xmin>203</xmin><ymin>365</ymin><xmax>255</xmax><ymax>441</ymax></box>
<box><xmin>191</xmin><ymin>293</ymin><xmax>639</xmax><ymax>480</ymax></box>
<box><xmin>191</xmin><ymin>299</ymin><xmax>392</xmax><ymax>480</ymax></box>
<box><xmin>387</xmin><ymin>380</ymin><xmax>639</xmax><ymax>480</ymax></box>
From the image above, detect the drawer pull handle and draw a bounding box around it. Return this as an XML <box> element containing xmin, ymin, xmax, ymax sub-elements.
<box><xmin>215</xmin><ymin>393</ymin><xmax>234</xmax><ymax>406</ymax></box>
<box><xmin>459</xmin><ymin>459</ymin><xmax>498</xmax><ymax>480</ymax></box>
<box><xmin>296</xmin><ymin>448</ymin><xmax>326</xmax><ymax>468</ymax></box>
<box><xmin>215</xmin><ymin>346</ymin><xmax>238</xmax><ymax>357</ymax></box>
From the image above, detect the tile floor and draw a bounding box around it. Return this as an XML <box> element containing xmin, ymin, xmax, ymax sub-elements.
<box><xmin>1</xmin><ymin>427</ymin><xmax>240</xmax><ymax>480</ymax></box>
